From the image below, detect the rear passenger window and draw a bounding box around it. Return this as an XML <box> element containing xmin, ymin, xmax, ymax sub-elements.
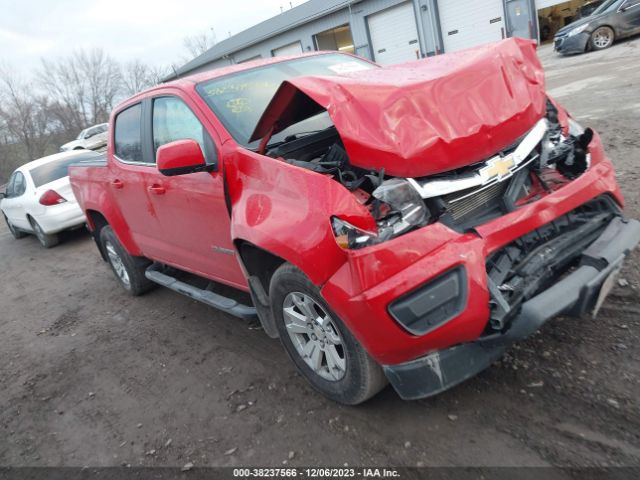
<box><xmin>114</xmin><ymin>104</ymin><xmax>143</xmax><ymax>163</ymax></box>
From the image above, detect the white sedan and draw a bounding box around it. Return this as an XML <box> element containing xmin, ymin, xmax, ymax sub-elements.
<box><xmin>60</xmin><ymin>123</ymin><xmax>109</xmax><ymax>152</ymax></box>
<box><xmin>1</xmin><ymin>151</ymin><xmax>99</xmax><ymax>248</ymax></box>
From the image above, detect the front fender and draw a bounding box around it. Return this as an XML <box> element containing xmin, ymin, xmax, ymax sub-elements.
<box><xmin>225</xmin><ymin>147</ymin><xmax>372</xmax><ymax>286</ymax></box>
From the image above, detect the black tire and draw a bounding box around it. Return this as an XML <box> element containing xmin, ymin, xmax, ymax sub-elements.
<box><xmin>270</xmin><ymin>263</ymin><xmax>387</xmax><ymax>405</ymax></box>
<box><xmin>99</xmin><ymin>225</ymin><xmax>154</xmax><ymax>296</ymax></box>
<box><xmin>4</xmin><ymin>214</ymin><xmax>26</xmax><ymax>239</ymax></box>
<box><xmin>590</xmin><ymin>26</ymin><xmax>615</xmax><ymax>51</ymax></box>
<box><xmin>29</xmin><ymin>217</ymin><xmax>59</xmax><ymax>248</ymax></box>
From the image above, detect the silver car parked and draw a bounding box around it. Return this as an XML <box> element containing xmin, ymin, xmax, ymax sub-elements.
<box><xmin>60</xmin><ymin>123</ymin><xmax>109</xmax><ymax>152</ymax></box>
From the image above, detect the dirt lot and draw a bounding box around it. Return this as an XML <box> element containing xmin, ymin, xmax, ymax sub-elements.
<box><xmin>1</xmin><ymin>39</ymin><xmax>640</xmax><ymax>468</ymax></box>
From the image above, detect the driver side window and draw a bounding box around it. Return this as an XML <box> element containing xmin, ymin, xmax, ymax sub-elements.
<box><xmin>152</xmin><ymin>96</ymin><xmax>217</xmax><ymax>165</ymax></box>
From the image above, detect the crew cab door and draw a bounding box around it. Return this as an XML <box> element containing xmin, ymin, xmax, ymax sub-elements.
<box><xmin>109</xmin><ymin>101</ymin><xmax>166</xmax><ymax>259</ymax></box>
<box><xmin>144</xmin><ymin>91</ymin><xmax>246</xmax><ymax>289</ymax></box>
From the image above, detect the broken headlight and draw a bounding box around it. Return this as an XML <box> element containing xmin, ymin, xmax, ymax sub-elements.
<box><xmin>332</xmin><ymin>179</ymin><xmax>430</xmax><ymax>249</ymax></box>
<box><xmin>542</xmin><ymin>116</ymin><xmax>593</xmax><ymax>179</ymax></box>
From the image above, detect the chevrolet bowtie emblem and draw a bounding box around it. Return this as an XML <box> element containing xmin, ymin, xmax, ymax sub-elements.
<box><xmin>479</xmin><ymin>154</ymin><xmax>516</xmax><ymax>184</ymax></box>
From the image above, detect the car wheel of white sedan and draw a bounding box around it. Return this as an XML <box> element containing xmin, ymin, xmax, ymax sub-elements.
<box><xmin>29</xmin><ymin>217</ymin><xmax>59</xmax><ymax>248</ymax></box>
<box><xmin>4</xmin><ymin>214</ymin><xmax>26</xmax><ymax>239</ymax></box>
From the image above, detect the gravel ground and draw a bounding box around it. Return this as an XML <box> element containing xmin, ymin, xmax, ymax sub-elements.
<box><xmin>1</xmin><ymin>38</ymin><xmax>639</xmax><ymax>468</ymax></box>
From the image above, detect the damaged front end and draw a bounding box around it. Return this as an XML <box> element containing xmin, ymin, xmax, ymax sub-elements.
<box><xmin>259</xmin><ymin>96</ymin><xmax>597</xmax><ymax>253</ymax></box>
<box><xmin>247</xmin><ymin>39</ymin><xmax>599</xmax><ymax>253</ymax></box>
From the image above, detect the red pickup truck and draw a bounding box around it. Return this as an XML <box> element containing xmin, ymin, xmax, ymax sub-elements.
<box><xmin>69</xmin><ymin>38</ymin><xmax>640</xmax><ymax>404</ymax></box>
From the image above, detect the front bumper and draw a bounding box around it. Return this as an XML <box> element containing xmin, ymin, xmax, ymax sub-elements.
<box><xmin>554</xmin><ymin>32</ymin><xmax>590</xmax><ymax>54</ymax></box>
<box><xmin>383</xmin><ymin>216</ymin><xmax>640</xmax><ymax>400</ymax></box>
<box><xmin>321</xmin><ymin>144</ymin><xmax>623</xmax><ymax>365</ymax></box>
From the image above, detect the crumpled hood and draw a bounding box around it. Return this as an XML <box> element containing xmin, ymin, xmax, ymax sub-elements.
<box><xmin>251</xmin><ymin>38</ymin><xmax>546</xmax><ymax>178</ymax></box>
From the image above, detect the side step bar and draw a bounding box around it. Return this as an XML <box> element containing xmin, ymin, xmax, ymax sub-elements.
<box><xmin>145</xmin><ymin>264</ymin><xmax>257</xmax><ymax>320</ymax></box>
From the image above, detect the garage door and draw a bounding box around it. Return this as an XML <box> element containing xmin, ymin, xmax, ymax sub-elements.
<box><xmin>271</xmin><ymin>41</ymin><xmax>303</xmax><ymax>57</ymax></box>
<box><xmin>438</xmin><ymin>0</ymin><xmax>505</xmax><ymax>53</ymax></box>
<box><xmin>367</xmin><ymin>2</ymin><xmax>421</xmax><ymax>65</ymax></box>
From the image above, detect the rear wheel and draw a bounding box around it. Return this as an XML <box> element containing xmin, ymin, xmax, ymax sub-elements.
<box><xmin>99</xmin><ymin>225</ymin><xmax>154</xmax><ymax>296</ymax></box>
<box><xmin>29</xmin><ymin>218</ymin><xmax>59</xmax><ymax>248</ymax></box>
<box><xmin>4</xmin><ymin>215</ymin><xmax>26</xmax><ymax>239</ymax></box>
<box><xmin>590</xmin><ymin>26</ymin><xmax>615</xmax><ymax>50</ymax></box>
<box><xmin>270</xmin><ymin>263</ymin><xmax>387</xmax><ymax>405</ymax></box>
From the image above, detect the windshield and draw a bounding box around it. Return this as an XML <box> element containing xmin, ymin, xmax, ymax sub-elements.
<box><xmin>196</xmin><ymin>53</ymin><xmax>376</xmax><ymax>148</ymax></box>
<box><xmin>76</xmin><ymin>129</ymin><xmax>87</xmax><ymax>140</ymax></box>
<box><xmin>592</xmin><ymin>0</ymin><xmax>622</xmax><ymax>15</ymax></box>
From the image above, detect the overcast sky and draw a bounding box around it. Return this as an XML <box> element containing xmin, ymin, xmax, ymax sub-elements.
<box><xmin>0</xmin><ymin>0</ymin><xmax>304</xmax><ymax>75</ymax></box>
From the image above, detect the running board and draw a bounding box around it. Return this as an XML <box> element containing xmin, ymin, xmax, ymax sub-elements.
<box><xmin>145</xmin><ymin>264</ymin><xmax>257</xmax><ymax>320</ymax></box>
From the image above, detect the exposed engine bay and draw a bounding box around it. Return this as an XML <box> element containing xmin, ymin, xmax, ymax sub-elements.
<box><xmin>266</xmin><ymin>99</ymin><xmax>594</xmax><ymax>250</ymax></box>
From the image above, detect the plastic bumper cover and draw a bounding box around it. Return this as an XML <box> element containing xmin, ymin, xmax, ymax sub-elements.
<box><xmin>33</xmin><ymin>203</ymin><xmax>86</xmax><ymax>234</ymax></box>
<box><xmin>554</xmin><ymin>32</ymin><xmax>590</xmax><ymax>54</ymax></box>
<box><xmin>383</xmin><ymin>216</ymin><xmax>640</xmax><ymax>400</ymax></box>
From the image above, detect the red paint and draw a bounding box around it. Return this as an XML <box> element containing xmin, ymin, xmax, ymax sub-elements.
<box><xmin>252</xmin><ymin>38</ymin><xmax>546</xmax><ymax>177</ymax></box>
<box><xmin>39</xmin><ymin>190</ymin><xmax>67</xmax><ymax>206</ymax></box>
<box><xmin>156</xmin><ymin>139</ymin><xmax>206</xmax><ymax>173</ymax></box>
<box><xmin>69</xmin><ymin>40</ymin><xmax>626</xmax><ymax>369</ymax></box>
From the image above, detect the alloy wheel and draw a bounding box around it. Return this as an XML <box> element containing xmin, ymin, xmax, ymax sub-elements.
<box><xmin>283</xmin><ymin>292</ymin><xmax>346</xmax><ymax>381</ymax></box>
<box><xmin>592</xmin><ymin>27</ymin><xmax>613</xmax><ymax>49</ymax></box>
<box><xmin>105</xmin><ymin>241</ymin><xmax>131</xmax><ymax>288</ymax></box>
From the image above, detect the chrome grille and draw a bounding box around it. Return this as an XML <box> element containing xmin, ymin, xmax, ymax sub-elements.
<box><xmin>443</xmin><ymin>181</ymin><xmax>508</xmax><ymax>223</ymax></box>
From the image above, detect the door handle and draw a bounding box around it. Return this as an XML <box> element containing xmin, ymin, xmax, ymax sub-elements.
<box><xmin>148</xmin><ymin>184</ymin><xmax>166</xmax><ymax>195</ymax></box>
<box><xmin>111</xmin><ymin>179</ymin><xmax>124</xmax><ymax>189</ymax></box>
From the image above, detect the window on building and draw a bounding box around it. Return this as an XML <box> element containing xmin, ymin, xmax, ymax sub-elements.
<box><xmin>314</xmin><ymin>24</ymin><xmax>355</xmax><ymax>54</ymax></box>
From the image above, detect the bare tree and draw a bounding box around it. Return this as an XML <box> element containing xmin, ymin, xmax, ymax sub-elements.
<box><xmin>0</xmin><ymin>65</ymin><xmax>52</xmax><ymax>162</ymax></box>
<box><xmin>77</xmin><ymin>49</ymin><xmax>121</xmax><ymax>124</ymax></box>
<box><xmin>38</xmin><ymin>48</ymin><xmax>121</xmax><ymax>134</ymax></box>
<box><xmin>121</xmin><ymin>60</ymin><xmax>170</xmax><ymax>96</ymax></box>
<box><xmin>183</xmin><ymin>30</ymin><xmax>217</xmax><ymax>60</ymax></box>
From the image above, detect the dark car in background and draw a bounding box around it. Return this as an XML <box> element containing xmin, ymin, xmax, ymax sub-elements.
<box><xmin>555</xmin><ymin>0</ymin><xmax>640</xmax><ymax>54</ymax></box>
<box><xmin>576</xmin><ymin>0</ymin><xmax>606</xmax><ymax>19</ymax></box>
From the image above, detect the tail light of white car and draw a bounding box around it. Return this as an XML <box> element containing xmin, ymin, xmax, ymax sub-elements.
<box><xmin>39</xmin><ymin>190</ymin><xmax>67</xmax><ymax>206</ymax></box>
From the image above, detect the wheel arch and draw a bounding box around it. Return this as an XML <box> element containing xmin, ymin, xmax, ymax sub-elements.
<box><xmin>234</xmin><ymin>239</ymin><xmax>286</xmax><ymax>338</ymax></box>
<box><xmin>83</xmin><ymin>206</ymin><xmax>143</xmax><ymax>260</ymax></box>
<box><xmin>86</xmin><ymin>209</ymin><xmax>110</xmax><ymax>261</ymax></box>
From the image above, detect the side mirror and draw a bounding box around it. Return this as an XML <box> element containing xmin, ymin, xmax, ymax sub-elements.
<box><xmin>157</xmin><ymin>139</ymin><xmax>213</xmax><ymax>176</ymax></box>
<box><xmin>0</xmin><ymin>192</ymin><xmax>5</xmax><ymax>199</ymax></box>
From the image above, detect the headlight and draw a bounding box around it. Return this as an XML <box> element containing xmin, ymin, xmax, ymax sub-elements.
<box><xmin>567</xmin><ymin>23</ymin><xmax>589</xmax><ymax>37</ymax></box>
<box><xmin>332</xmin><ymin>179</ymin><xmax>429</xmax><ymax>249</ymax></box>
<box><xmin>568</xmin><ymin>117</ymin><xmax>585</xmax><ymax>136</ymax></box>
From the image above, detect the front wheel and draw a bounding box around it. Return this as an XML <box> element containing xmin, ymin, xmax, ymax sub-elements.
<box><xmin>29</xmin><ymin>218</ymin><xmax>59</xmax><ymax>248</ymax></box>
<box><xmin>99</xmin><ymin>225</ymin><xmax>154</xmax><ymax>296</ymax></box>
<box><xmin>590</xmin><ymin>26</ymin><xmax>615</xmax><ymax>50</ymax></box>
<box><xmin>270</xmin><ymin>263</ymin><xmax>387</xmax><ymax>405</ymax></box>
